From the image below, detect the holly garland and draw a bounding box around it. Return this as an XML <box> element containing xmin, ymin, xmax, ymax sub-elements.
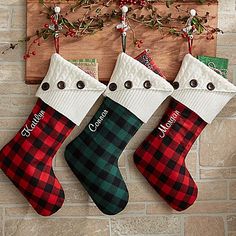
<box><xmin>1</xmin><ymin>0</ymin><xmax>221</xmax><ymax>59</ymax></box>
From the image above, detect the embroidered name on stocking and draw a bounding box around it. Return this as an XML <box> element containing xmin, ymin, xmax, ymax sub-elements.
<box><xmin>21</xmin><ymin>110</ymin><xmax>45</xmax><ymax>137</ymax></box>
<box><xmin>158</xmin><ymin>110</ymin><xmax>180</xmax><ymax>138</ymax></box>
<box><xmin>89</xmin><ymin>110</ymin><xmax>108</xmax><ymax>132</ymax></box>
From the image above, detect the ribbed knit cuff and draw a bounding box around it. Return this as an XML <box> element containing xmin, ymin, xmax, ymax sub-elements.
<box><xmin>104</xmin><ymin>53</ymin><xmax>173</xmax><ymax>123</ymax></box>
<box><xmin>172</xmin><ymin>54</ymin><xmax>236</xmax><ymax>123</ymax></box>
<box><xmin>36</xmin><ymin>53</ymin><xmax>106</xmax><ymax>126</ymax></box>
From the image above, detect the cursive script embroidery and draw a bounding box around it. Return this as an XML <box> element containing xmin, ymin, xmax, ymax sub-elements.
<box><xmin>158</xmin><ymin>110</ymin><xmax>181</xmax><ymax>138</ymax></box>
<box><xmin>21</xmin><ymin>110</ymin><xmax>45</xmax><ymax>137</ymax></box>
<box><xmin>89</xmin><ymin>110</ymin><xmax>108</xmax><ymax>132</ymax></box>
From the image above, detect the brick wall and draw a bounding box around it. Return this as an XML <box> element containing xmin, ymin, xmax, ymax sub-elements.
<box><xmin>0</xmin><ymin>0</ymin><xmax>235</xmax><ymax>235</ymax></box>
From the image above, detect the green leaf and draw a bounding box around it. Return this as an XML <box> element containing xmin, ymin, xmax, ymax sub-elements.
<box><xmin>197</xmin><ymin>24</ymin><xmax>204</xmax><ymax>34</ymax></box>
<box><xmin>166</xmin><ymin>0</ymin><xmax>174</xmax><ymax>8</ymax></box>
<box><xmin>42</xmin><ymin>33</ymin><xmax>49</xmax><ymax>40</ymax></box>
<box><xmin>62</xmin><ymin>18</ymin><xmax>75</xmax><ymax>28</ymax></box>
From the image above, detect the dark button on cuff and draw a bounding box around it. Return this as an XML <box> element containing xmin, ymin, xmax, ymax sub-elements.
<box><xmin>77</xmin><ymin>81</ymin><xmax>85</xmax><ymax>89</ymax></box>
<box><xmin>41</xmin><ymin>82</ymin><xmax>50</xmax><ymax>91</ymax></box>
<box><xmin>189</xmin><ymin>79</ymin><xmax>198</xmax><ymax>88</ymax></box>
<box><xmin>124</xmin><ymin>80</ymin><xmax>132</xmax><ymax>89</ymax></box>
<box><xmin>57</xmin><ymin>81</ymin><xmax>65</xmax><ymax>90</ymax></box>
<box><xmin>143</xmin><ymin>80</ymin><xmax>152</xmax><ymax>89</ymax></box>
<box><xmin>109</xmin><ymin>83</ymin><xmax>117</xmax><ymax>91</ymax></box>
<box><xmin>207</xmin><ymin>82</ymin><xmax>215</xmax><ymax>91</ymax></box>
<box><xmin>172</xmin><ymin>81</ymin><xmax>179</xmax><ymax>90</ymax></box>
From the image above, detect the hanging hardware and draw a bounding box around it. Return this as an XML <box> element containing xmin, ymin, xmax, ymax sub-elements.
<box><xmin>182</xmin><ymin>9</ymin><xmax>197</xmax><ymax>55</ymax></box>
<box><xmin>116</xmin><ymin>6</ymin><xmax>129</xmax><ymax>53</ymax></box>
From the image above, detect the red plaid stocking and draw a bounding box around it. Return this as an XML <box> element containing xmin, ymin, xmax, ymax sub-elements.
<box><xmin>0</xmin><ymin>54</ymin><xmax>106</xmax><ymax>216</ymax></box>
<box><xmin>134</xmin><ymin>54</ymin><xmax>236</xmax><ymax>211</ymax></box>
<box><xmin>0</xmin><ymin>99</ymin><xmax>75</xmax><ymax>216</ymax></box>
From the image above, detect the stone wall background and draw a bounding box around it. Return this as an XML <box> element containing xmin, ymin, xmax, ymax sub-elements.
<box><xmin>0</xmin><ymin>1</ymin><xmax>235</xmax><ymax>235</ymax></box>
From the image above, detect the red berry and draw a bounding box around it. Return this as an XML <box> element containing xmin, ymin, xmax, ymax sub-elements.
<box><xmin>32</xmin><ymin>51</ymin><xmax>36</xmax><ymax>56</ymax></box>
<box><xmin>52</xmin><ymin>19</ymin><xmax>57</xmax><ymax>25</ymax></box>
<box><xmin>44</xmin><ymin>24</ymin><xmax>49</xmax><ymax>28</ymax></box>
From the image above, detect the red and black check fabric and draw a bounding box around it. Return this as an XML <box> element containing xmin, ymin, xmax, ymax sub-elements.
<box><xmin>0</xmin><ymin>98</ymin><xmax>75</xmax><ymax>216</ymax></box>
<box><xmin>134</xmin><ymin>98</ymin><xmax>207</xmax><ymax>211</ymax></box>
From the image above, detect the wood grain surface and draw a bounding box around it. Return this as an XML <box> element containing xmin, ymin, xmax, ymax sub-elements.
<box><xmin>26</xmin><ymin>1</ymin><xmax>218</xmax><ymax>84</ymax></box>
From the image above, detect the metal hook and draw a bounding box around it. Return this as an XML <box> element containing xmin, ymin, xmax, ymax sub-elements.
<box><xmin>182</xmin><ymin>9</ymin><xmax>197</xmax><ymax>55</ymax></box>
<box><xmin>116</xmin><ymin>6</ymin><xmax>129</xmax><ymax>53</ymax></box>
<box><xmin>49</xmin><ymin>6</ymin><xmax>61</xmax><ymax>53</ymax></box>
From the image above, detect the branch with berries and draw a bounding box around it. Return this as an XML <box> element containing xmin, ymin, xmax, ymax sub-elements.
<box><xmin>1</xmin><ymin>0</ymin><xmax>220</xmax><ymax>59</ymax></box>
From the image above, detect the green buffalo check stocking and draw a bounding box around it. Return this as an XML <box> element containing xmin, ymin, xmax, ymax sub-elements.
<box><xmin>64</xmin><ymin>53</ymin><xmax>173</xmax><ymax>215</ymax></box>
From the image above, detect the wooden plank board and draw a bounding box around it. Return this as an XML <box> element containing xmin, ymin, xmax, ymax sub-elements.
<box><xmin>26</xmin><ymin>1</ymin><xmax>218</xmax><ymax>84</ymax></box>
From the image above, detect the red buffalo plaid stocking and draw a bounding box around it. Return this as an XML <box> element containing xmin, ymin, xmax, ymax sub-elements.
<box><xmin>134</xmin><ymin>54</ymin><xmax>236</xmax><ymax>211</ymax></box>
<box><xmin>0</xmin><ymin>53</ymin><xmax>106</xmax><ymax>216</ymax></box>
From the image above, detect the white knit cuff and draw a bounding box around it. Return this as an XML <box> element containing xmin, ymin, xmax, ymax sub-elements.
<box><xmin>104</xmin><ymin>53</ymin><xmax>174</xmax><ymax>123</ymax></box>
<box><xmin>36</xmin><ymin>53</ymin><xmax>106</xmax><ymax>126</ymax></box>
<box><xmin>172</xmin><ymin>54</ymin><xmax>236</xmax><ymax>123</ymax></box>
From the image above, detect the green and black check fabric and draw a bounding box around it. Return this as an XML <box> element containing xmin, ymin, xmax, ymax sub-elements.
<box><xmin>64</xmin><ymin>97</ymin><xmax>143</xmax><ymax>215</ymax></box>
